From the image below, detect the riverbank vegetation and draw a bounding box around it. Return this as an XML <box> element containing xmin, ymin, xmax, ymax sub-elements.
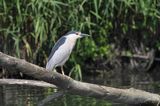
<box><xmin>0</xmin><ymin>0</ymin><xmax>159</xmax><ymax>78</ymax></box>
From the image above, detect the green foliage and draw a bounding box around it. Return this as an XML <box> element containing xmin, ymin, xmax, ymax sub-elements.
<box><xmin>0</xmin><ymin>0</ymin><xmax>160</xmax><ymax>78</ymax></box>
<box><xmin>69</xmin><ymin>64</ymin><xmax>82</xmax><ymax>81</ymax></box>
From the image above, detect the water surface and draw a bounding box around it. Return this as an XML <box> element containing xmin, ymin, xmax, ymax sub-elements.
<box><xmin>0</xmin><ymin>70</ymin><xmax>159</xmax><ymax>106</ymax></box>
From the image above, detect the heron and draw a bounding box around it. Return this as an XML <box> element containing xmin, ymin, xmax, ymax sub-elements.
<box><xmin>46</xmin><ymin>31</ymin><xmax>89</xmax><ymax>75</ymax></box>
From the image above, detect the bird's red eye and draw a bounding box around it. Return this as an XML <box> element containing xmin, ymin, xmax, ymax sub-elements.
<box><xmin>76</xmin><ymin>32</ymin><xmax>79</xmax><ymax>35</ymax></box>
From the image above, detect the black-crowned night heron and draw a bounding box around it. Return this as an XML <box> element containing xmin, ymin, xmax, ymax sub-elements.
<box><xmin>46</xmin><ymin>31</ymin><xmax>89</xmax><ymax>75</ymax></box>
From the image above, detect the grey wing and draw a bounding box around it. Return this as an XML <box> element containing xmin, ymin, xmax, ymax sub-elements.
<box><xmin>48</xmin><ymin>36</ymin><xmax>66</xmax><ymax>61</ymax></box>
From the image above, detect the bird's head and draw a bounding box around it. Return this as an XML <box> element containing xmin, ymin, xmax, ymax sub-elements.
<box><xmin>65</xmin><ymin>31</ymin><xmax>90</xmax><ymax>39</ymax></box>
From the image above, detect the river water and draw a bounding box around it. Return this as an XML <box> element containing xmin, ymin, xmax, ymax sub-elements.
<box><xmin>0</xmin><ymin>70</ymin><xmax>159</xmax><ymax>106</ymax></box>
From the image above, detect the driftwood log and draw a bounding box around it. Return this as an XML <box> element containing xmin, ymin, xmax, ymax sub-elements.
<box><xmin>0</xmin><ymin>52</ymin><xmax>160</xmax><ymax>106</ymax></box>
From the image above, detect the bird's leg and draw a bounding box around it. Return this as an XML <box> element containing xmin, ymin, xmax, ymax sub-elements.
<box><xmin>61</xmin><ymin>66</ymin><xmax>65</xmax><ymax>75</ymax></box>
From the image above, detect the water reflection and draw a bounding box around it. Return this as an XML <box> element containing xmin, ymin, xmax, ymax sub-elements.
<box><xmin>0</xmin><ymin>85</ymin><xmax>126</xmax><ymax>106</ymax></box>
<box><xmin>0</xmin><ymin>85</ymin><xmax>46</xmax><ymax>106</ymax></box>
<box><xmin>83</xmin><ymin>69</ymin><xmax>160</xmax><ymax>93</ymax></box>
<box><xmin>0</xmin><ymin>69</ymin><xmax>159</xmax><ymax>106</ymax></box>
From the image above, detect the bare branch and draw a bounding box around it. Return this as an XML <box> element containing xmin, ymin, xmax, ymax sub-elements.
<box><xmin>0</xmin><ymin>52</ymin><xmax>160</xmax><ymax>105</ymax></box>
<box><xmin>0</xmin><ymin>79</ymin><xmax>56</xmax><ymax>88</ymax></box>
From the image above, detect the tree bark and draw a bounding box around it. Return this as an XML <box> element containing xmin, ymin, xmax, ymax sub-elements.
<box><xmin>0</xmin><ymin>52</ymin><xmax>160</xmax><ymax>105</ymax></box>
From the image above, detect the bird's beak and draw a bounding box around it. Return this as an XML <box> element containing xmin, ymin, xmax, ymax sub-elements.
<box><xmin>80</xmin><ymin>33</ymin><xmax>90</xmax><ymax>37</ymax></box>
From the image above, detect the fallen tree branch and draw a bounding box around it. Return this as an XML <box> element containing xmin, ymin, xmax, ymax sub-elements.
<box><xmin>0</xmin><ymin>52</ymin><xmax>160</xmax><ymax>105</ymax></box>
<box><xmin>0</xmin><ymin>79</ymin><xmax>57</xmax><ymax>88</ymax></box>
